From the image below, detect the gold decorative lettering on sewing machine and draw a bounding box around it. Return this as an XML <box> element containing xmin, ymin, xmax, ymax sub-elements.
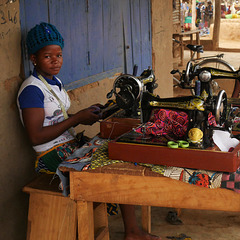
<box><xmin>149</xmin><ymin>97</ymin><xmax>205</xmax><ymax>111</ymax></box>
<box><xmin>209</xmin><ymin>68</ymin><xmax>240</xmax><ymax>79</ymax></box>
<box><xmin>197</xmin><ymin>68</ymin><xmax>240</xmax><ymax>83</ymax></box>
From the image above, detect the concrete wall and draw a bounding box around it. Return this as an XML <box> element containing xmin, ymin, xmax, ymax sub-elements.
<box><xmin>0</xmin><ymin>1</ymin><xmax>37</xmax><ymax>239</ymax></box>
<box><xmin>151</xmin><ymin>0</ymin><xmax>173</xmax><ymax>98</ymax></box>
<box><xmin>0</xmin><ymin>1</ymin><xmax>173</xmax><ymax>239</ymax></box>
<box><xmin>210</xmin><ymin>19</ymin><xmax>240</xmax><ymax>40</ymax></box>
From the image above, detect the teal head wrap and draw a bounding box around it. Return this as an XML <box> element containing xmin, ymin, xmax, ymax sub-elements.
<box><xmin>26</xmin><ymin>22</ymin><xmax>64</xmax><ymax>55</ymax></box>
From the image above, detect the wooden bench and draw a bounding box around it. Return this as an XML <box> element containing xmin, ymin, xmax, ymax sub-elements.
<box><xmin>173</xmin><ymin>29</ymin><xmax>201</xmax><ymax>66</ymax></box>
<box><xmin>23</xmin><ymin>174</ymin><xmax>109</xmax><ymax>240</ymax></box>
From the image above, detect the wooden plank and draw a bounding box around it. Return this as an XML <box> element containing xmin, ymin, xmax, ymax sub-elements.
<box><xmin>180</xmin><ymin>35</ymin><xmax>184</xmax><ymax>66</ymax></box>
<box><xmin>77</xmin><ymin>201</ymin><xmax>94</xmax><ymax>240</ymax></box>
<box><xmin>93</xmin><ymin>203</ymin><xmax>108</xmax><ymax>236</ymax></box>
<box><xmin>27</xmin><ymin>192</ymin><xmax>77</xmax><ymax>240</ymax></box>
<box><xmin>22</xmin><ymin>174</ymin><xmax>62</xmax><ymax>196</ymax></box>
<box><xmin>178</xmin><ymin>29</ymin><xmax>201</xmax><ymax>36</ymax></box>
<box><xmin>95</xmin><ymin>227</ymin><xmax>109</xmax><ymax>240</ymax></box>
<box><xmin>70</xmin><ymin>171</ymin><xmax>240</xmax><ymax>212</ymax></box>
<box><xmin>212</xmin><ymin>0</ymin><xmax>221</xmax><ymax>50</ymax></box>
<box><xmin>196</xmin><ymin>31</ymin><xmax>200</xmax><ymax>59</ymax></box>
<box><xmin>141</xmin><ymin>206</ymin><xmax>151</xmax><ymax>233</ymax></box>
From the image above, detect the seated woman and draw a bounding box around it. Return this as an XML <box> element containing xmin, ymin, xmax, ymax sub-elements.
<box><xmin>17</xmin><ymin>22</ymin><xmax>161</xmax><ymax>240</ymax></box>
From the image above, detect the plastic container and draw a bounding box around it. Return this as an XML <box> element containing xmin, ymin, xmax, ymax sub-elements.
<box><xmin>185</xmin><ymin>16</ymin><xmax>192</xmax><ymax>23</ymax></box>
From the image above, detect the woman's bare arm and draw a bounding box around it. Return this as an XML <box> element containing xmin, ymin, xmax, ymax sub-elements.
<box><xmin>22</xmin><ymin>107</ymin><xmax>101</xmax><ymax>146</ymax></box>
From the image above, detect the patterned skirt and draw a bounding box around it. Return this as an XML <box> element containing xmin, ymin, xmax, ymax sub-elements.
<box><xmin>35</xmin><ymin>140</ymin><xmax>80</xmax><ymax>174</ymax></box>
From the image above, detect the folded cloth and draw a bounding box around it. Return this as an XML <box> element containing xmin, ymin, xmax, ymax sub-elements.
<box><xmin>164</xmin><ymin>166</ymin><xmax>222</xmax><ymax>189</ymax></box>
<box><xmin>57</xmin><ymin>136</ymin><xmax>107</xmax><ymax>196</ymax></box>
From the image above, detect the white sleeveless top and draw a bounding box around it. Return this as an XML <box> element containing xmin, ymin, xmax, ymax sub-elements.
<box><xmin>17</xmin><ymin>75</ymin><xmax>74</xmax><ymax>152</ymax></box>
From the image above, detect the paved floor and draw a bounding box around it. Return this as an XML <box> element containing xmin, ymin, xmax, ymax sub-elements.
<box><xmin>108</xmin><ymin>43</ymin><xmax>240</xmax><ymax>240</ymax></box>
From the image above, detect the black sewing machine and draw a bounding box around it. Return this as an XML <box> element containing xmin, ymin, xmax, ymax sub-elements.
<box><xmin>104</xmin><ymin>68</ymin><xmax>233</xmax><ymax>149</ymax></box>
<box><xmin>103</xmin><ymin>67</ymin><xmax>157</xmax><ymax>118</ymax></box>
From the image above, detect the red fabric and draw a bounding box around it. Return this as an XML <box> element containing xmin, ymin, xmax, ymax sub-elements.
<box><xmin>135</xmin><ymin>109</ymin><xmax>217</xmax><ymax>138</ymax></box>
<box><xmin>135</xmin><ymin>109</ymin><xmax>189</xmax><ymax>138</ymax></box>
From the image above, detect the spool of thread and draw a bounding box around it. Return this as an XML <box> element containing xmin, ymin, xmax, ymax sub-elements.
<box><xmin>195</xmin><ymin>80</ymin><xmax>201</xmax><ymax>96</ymax></box>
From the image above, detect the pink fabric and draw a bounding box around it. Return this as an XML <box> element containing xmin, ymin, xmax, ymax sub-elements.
<box><xmin>135</xmin><ymin>109</ymin><xmax>189</xmax><ymax>138</ymax></box>
<box><xmin>135</xmin><ymin>109</ymin><xmax>218</xmax><ymax>138</ymax></box>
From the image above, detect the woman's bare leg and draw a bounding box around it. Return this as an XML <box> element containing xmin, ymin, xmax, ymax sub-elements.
<box><xmin>120</xmin><ymin>204</ymin><xmax>162</xmax><ymax>240</ymax></box>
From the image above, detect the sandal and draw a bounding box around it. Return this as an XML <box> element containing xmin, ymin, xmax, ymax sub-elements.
<box><xmin>165</xmin><ymin>211</ymin><xmax>183</xmax><ymax>225</ymax></box>
<box><xmin>166</xmin><ymin>233</ymin><xmax>192</xmax><ymax>240</ymax></box>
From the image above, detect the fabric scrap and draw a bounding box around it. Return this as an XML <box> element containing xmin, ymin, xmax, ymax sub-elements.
<box><xmin>57</xmin><ymin>136</ymin><xmax>107</xmax><ymax>196</ymax></box>
<box><xmin>181</xmin><ymin>169</ymin><xmax>222</xmax><ymax>188</ymax></box>
<box><xmin>221</xmin><ymin>166</ymin><xmax>240</xmax><ymax>193</ymax></box>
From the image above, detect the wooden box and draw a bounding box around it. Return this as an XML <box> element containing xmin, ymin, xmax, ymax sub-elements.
<box><xmin>108</xmin><ymin>136</ymin><xmax>240</xmax><ymax>172</ymax></box>
<box><xmin>100</xmin><ymin>117</ymin><xmax>141</xmax><ymax>139</ymax></box>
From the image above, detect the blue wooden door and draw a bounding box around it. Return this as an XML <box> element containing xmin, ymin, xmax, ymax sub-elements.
<box><xmin>122</xmin><ymin>0</ymin><xmax>152</xmax><ymax>75</ymax></box>
<box><xmin>20</xmin><ymin>0</ymin><xmax>151</xmax><ymax>88</ymax></box>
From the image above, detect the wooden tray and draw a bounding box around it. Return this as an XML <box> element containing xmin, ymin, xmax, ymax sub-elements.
<box><xmin>100</xmin><ymin>117</ymin><xmax>141</xmax><ymax>139</ymax></box>
<box><xmin>108</xmin><ymin>135</ymin><xmax>240</xmax><ymax>172</ymax></box>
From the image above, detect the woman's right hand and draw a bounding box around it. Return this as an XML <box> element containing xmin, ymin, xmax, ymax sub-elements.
<box><xmin>75</xmin><ymin>106</ymin><xmax>101</xmax><ymax>125</ymax></box>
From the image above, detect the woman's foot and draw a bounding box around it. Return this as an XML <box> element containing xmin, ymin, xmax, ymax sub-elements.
<box><xmin>124</xmin><ymin>229</ymin><xmax>162</xmax><ymax>240</ymax></box>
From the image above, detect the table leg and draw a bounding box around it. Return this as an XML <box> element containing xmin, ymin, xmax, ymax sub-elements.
<box><xmin>172</xmin><ymin>34</ymin><xmax>179</xmax><ymax>59</ymax></box>
<box><xmin>180</xmin><ymin>35</ymin><xmax>184</xmax><ymax>66</ymax></box>
<box><xmin>141</xmin><ymin>206</ymin><xmax>151</xmax><ymax>233</ymax></box>
<box><xmin>190</xmin><ymin>34</ymin><xmax>193</xmax><ymax>58</ymax></box>
<box><xmin>77</xmin><ymin>201</ymin><xmax>94</xmax><ymax>240</ymax></box>
<box><xmin>196</xmin><ymin>32</ymin><xmax>200</xmax><ymax>59</ymax></box>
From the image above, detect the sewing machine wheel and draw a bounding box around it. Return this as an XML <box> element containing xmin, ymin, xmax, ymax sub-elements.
<box><xmin>185</xmin><ymin>60</ymin><xmax>194</xmax><ymax>83</ymax></box>
<box><xmin>215</xmin><ymin>90</ymin><xmax>227</xmax><ymax>125</ymax></box>
<box><xmin>116</xmin><ymin>89</ymin><xmax>135</xmax><ymax>109</ymax></box>
<box><xmin>113</xmin><ymin>74</ymin><xmax>143</xmax><ymax>109</ymax></box>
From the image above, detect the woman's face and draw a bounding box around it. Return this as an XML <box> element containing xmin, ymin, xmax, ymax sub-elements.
<box><xmin>30</xmin><ymin>45</ymin><xmax>63</xmax><ymax>79</ymax></box>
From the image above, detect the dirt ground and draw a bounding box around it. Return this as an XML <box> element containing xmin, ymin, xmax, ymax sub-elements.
<box><xmin>108</xmin><ymin>40</ymin><xmax>240</xmax><ymax>240</ymax></box>
<box><xmin>109</xmin><ymin>206</ymin><xmax>240</xmax><ymax>240</ymax></box>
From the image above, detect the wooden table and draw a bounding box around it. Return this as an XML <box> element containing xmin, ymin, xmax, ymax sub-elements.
<box><xmin>173</xmin><ymin>29</ymin><xmax>201</xmax><ymax>66</ymax></box>
<box><xmin>64</xmin><ymin>162</ymin><xmax>240</xmax><ymax>240</ymax></box>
